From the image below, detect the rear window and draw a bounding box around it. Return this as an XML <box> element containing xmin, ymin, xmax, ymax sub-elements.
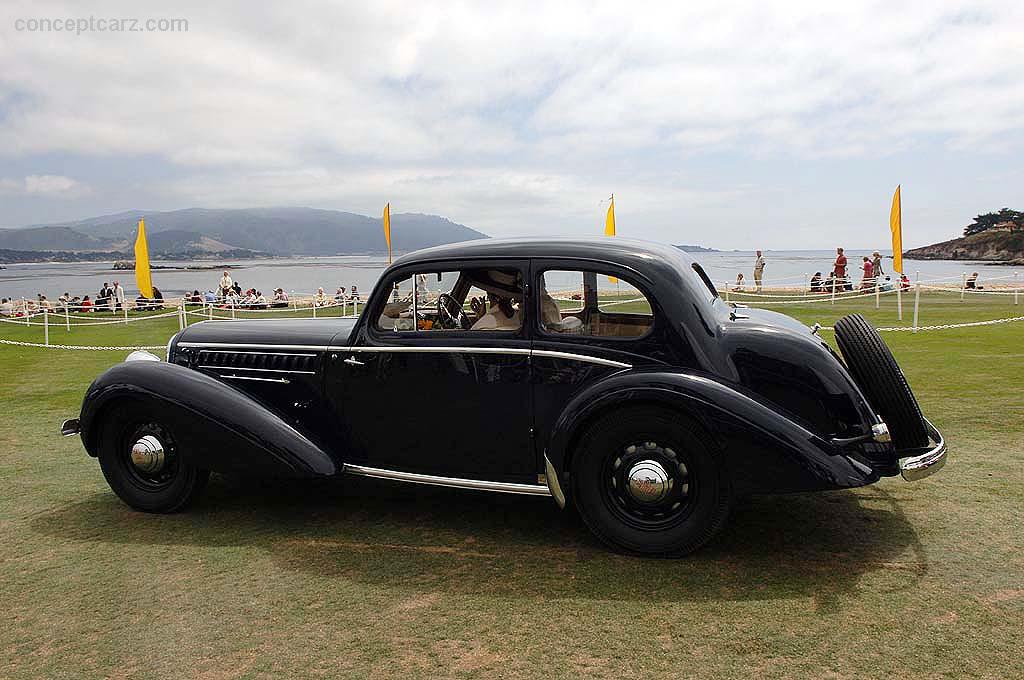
<box><xmin>539</xmin><ymin>270</ymin><xmax>653</xmax><ymax>337</ymax></box>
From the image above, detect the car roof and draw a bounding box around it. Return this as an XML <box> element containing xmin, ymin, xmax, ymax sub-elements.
<box><xmin>392</xmin><ymin>236</ymin><xmax>698</xmax><ymax>274</ymax></box>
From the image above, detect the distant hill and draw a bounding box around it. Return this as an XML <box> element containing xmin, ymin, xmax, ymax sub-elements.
<box><xmin>1</xmin><ymin>207</ymin><xmax>488</xmax><ymax>258</ymax></box>
<box><xmin>674</xmin><ymin>244</ymin><xmax>719</xmax><ymax>253</ymax></box>
<box><xmin>905</xmin><ymin>225</ymin><xmax>1024</xmax><ymax>263</ymax></box>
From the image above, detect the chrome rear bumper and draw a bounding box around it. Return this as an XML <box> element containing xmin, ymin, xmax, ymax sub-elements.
<box><xmin>899</xmin><ymin>419</ymin><xmax>946</xmax><ymax>481</ymax></box>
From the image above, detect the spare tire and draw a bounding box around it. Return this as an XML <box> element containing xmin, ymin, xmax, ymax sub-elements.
<box><xmin>833</xmin><ymin>313</ymin><xmax>929</xmax><ymax>450</ymax></box>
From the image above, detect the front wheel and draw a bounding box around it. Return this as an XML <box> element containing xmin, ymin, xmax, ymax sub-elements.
<box><xmin>96</xmin><ymin>402</ymin><xmax>209</xmax><ymax>513</ymax></box>
<box><xmin>571</xmin><ymin>407</ymin><xmax>731</xmax><ymax>556</ymax></box>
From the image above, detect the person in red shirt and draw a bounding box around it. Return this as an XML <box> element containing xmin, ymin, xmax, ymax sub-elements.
<box><xmin>833</xmin><ymin>247</ymin><xmax>850</xmax><ymax>290</ymax></box>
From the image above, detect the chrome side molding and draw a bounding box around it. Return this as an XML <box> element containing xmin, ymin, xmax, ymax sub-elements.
<box><xmin>341</xmin><ymin>463</ymin><xmax>552</xmax><ymax>497</ymax></box>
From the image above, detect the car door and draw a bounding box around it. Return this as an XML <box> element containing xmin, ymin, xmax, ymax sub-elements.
<box><xmin>529</xmin><ymin>260</ymin><xmax>688</xmax><ymax>464</ymax></box>
<box><xmin>326</xmin><ymin>260</ymin><xmax>536</xmax><ymax>483</ymax></box>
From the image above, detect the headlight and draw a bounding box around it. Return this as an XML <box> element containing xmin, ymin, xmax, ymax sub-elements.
<box><xmin>165</xmin><ymin>331</ymin><xmax>180</xmax><ymax>361</ymax></box>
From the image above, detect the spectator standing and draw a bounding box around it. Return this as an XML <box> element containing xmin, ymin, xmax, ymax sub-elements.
<box><xmin>833</xmin><ymin>248</ymin><xmax>849</xmax><ymax>290</ymax></box>
<box><xmin>112</xmin><ymin>281</ymin><xmax>126</xmax><ymax>311</ymax></box>
<box><xmin>860</xmin><ymin>257</ymin><xmax>874</xmax><ymax>289</ymax></box>
<box><xmin>872</xmin><ymin>251</ymin><xmax>884</xmax><ymax>278</ymax></box>
<box><xmin>753</xmin><ymin>250</ymin><xmax>765</xmax><ymax>292</ymax></box>
<box><xmin>98</xmin><ymin>282</ymin><xmax>111</xmax><ymax>309</ymax></box>
<box><xmin>219</xmin><ymin>271</ymin><xmax>233</xmax><ymax>298</ymax></box>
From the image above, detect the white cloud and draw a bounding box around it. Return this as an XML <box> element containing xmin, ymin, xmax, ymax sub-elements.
<box><xmin>0</xmin><ymin>0</ymin><xmax>1022</xmax><ymax>245</ymax></box>
<box><xmin>0</xmin><ymin>174</ymin><xmax>90</xmax><ymax>198</ymax></box>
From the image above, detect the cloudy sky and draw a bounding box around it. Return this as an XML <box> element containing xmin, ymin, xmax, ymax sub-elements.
<box><xmin>1</xmin><ymin>0</ymin><xmax>1022</xmax><ymax>248</ymax></box>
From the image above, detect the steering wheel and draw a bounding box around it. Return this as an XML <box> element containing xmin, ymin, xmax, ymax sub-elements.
<box><xmin>437</xmin><ymin>293</ymin><xmax>470</xmax><ymax>329</ymax></box>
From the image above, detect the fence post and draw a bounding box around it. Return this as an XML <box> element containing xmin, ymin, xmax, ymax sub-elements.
<box><xmin>44</xmin><ymin>309</ymin><xmax>49</xmax><ymax>346</ymax></box>
<box><xmin>123</xmin><ymin>303</ymin><xmax>128</xmax><ymax>325</ymax></box>
<box><xmin>897</xmin><ymin>277</ymin><xmax>903</xmax><ymax>321</ymax></box>
<box><xmin>208</xmin><ymin>301</ymin><xmax>213</xmax><ymax>320</ymax></box>
<box><xmin>830</xmin><ymin>279</ymin><xmax>837</xmax><ymax>305</ymax></box>
<box><xmin>961</xmin><ymin>272</ymin><xmax>966</xmax><ymax>301</ymax></box>
<box><xmin>354</xmin><ymin>299</ymin><xmax>359</xmax><ymax>316</ymax></box>
<box><xmin>178</xmin><ymin>303</ymin><xmax>185</xmax><ymax>330</ymax></box>
<box><xmin>912</xmin><ymin>271</ymin><xmax>921</xmax><ymax>333</ymax></box>
<box><xmin>312</xmin><ymin>297</ymin><xmax>317</xmax><ymax>318</ymax></box>
<box><xmin>65</xmin><ymin>305</ymin><xmax>70</xmax><ymax>331</ymax></box>
<box><xmin>875</xmin><ymin>278</ymin><xmax>880</xmax><ymax>309</ymax></box>
<box><xmin>1015</xmin><ymin>272</ymin><xmax>1019</xmax><ymax>306</ymax></box>
<box><xmin>22</xmin><ymin>298</ymin><xmax>29</xmax><ymax>325</ymax></box>
<box><xmin>231</xmin><ymin>299</ymin><xmax>236</xmax><ymax>320</ymax></box>
<box><xmin>804</xmin><ymin>272</ymin><xmax>809</xmax><ymax>292</ymax></box>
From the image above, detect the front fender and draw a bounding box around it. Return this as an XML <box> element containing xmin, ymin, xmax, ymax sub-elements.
<box><xmin>79</xmin><ymin>361</ymin><xmax>338</xmax><ymax>477</ymax></box>
<box><xmin>545</xmin><ymin>370</ymin><xmax>878</xmax><ymax>495</ymax></box>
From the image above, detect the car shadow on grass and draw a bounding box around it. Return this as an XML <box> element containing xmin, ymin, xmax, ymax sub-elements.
<box><xmin>32</xmin><ymin>475</ymin><xmax>926</xmax><ymax>608</ymax></box>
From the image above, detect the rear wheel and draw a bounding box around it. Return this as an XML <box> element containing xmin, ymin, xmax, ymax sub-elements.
<box><xmin>571</xmin><ymin>407</ymin><xmax>730</xmax><ymax>556</ymax></box>
<box><xmin>96</xmin><ymin>402</ymin><xmax>209</xmax><ymax>512</ymax></box>
<box><xmin>833</xmin><ymin>313</ymin><xmax>929</xmax><ymax>450</ymax></box>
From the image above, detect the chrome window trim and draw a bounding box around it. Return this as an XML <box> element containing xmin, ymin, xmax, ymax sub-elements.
<box><xmin>349</xmin><ymin>345</ymin><xmax>531</xmax><ymax>356</ymax></box>
<box><xmin>342</xmin><ymin>463</ymin><xmax>552</xmax><ymax>496</ymax></box>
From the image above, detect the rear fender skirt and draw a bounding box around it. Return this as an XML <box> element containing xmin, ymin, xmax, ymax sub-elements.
<box><xmin>545</xmin><ymin>371</ymin><xmax>878</xmax><ymax>494</ymax></box>
<box><xmin>78</xmin><ymin>361</ymin><xmax>338</xmax><ymax>477</ymax></box>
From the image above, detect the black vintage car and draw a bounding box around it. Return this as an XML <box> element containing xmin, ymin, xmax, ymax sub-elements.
<box><xmin>62</xmin><ymin>238</ymin><xmax>946</xmax><ymax>556</ymax></box>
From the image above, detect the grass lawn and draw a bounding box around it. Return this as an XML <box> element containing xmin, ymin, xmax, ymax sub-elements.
<box><xmin>1</xmin><ymin>292</ymin><xmax>1022</xmax><ymax>678</ymax></box>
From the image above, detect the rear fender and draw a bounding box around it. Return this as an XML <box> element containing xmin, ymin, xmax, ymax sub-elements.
<box><xmin>79</xmin><ymin>361</ymin><xmax>338</xmax><ymax>477</ymax></box>
<box><xmin>545</xmin><ymin>370</ymin><xmax>877</xmax><ymax>495</ymax></box>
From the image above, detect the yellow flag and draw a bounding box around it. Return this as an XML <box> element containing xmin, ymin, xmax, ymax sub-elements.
<box><xmin>134</xmin><ymin>218</ymin><xmax>153</xmax><ymax>298</ymax></box>
<box><xmin>604</xmin><ymin>195</ymin><xmax>617</xmax><ymax>283</ymax></box>
<box><xmin>383</xmin><ymin>202</ymin><xmax>392</xmax><ymax>265</ymax></box>
<box><xmin>890</xmin><ymin>185</ymin><xmax>903</xmax><ymax>274</ymax></box>
<box><xmin>605</xmin><ymin>194</ymin><xmax>616</xmax><ymax>236</ymax></box>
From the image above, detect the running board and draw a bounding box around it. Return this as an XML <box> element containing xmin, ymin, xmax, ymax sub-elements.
<box><xmin>341</xmin><ymin>463</ymin><xmax>552</xmax><ymax>496</ymax></box>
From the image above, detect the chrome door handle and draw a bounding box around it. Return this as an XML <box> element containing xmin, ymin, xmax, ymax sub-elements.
<box><xmin>343</xmin><ymin>356</ymin><xmax>365</xmax><ymax>366</ymax></box>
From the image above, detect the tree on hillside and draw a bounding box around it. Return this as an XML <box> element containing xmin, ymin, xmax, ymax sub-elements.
<box><xmin>963</xmin><ymin>208</ymin><xmax>1024</xmax><ymax>236</ymax></box>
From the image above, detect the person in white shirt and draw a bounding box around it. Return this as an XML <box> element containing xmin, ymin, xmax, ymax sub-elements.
<box><xmin>218</xmin><ymin>272</ymin><xmax>233</xmax><ymax>297</ymax></box>
<box><xmin>0</xmin><ymin>298</ymin><xmax>13</xmax><ymax>316</ymax></box>
<box><xmin>112</xmin><ymin>282</ymin><xmax>126</xmax><ymax>311</ymax></box>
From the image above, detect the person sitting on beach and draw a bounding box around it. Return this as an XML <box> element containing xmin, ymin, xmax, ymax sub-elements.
<box><xmin>809</xmin><ymin>272</ymin><xmax>823</xmax><ymax>292</ymax></box>
<box><xmin>899</xmin><ymin>274</ymin><xmax>911</xmax><ymax>291</ymax></box>
<box><xmin>38</xmin><ymin>295</ymin><xmax>52</xmax><ymax>311</ymax></box>
<box><xmin>879</xmin><ymin>276</ymin><xmax>894</xmax><ymax>292</ymax></box>
<box><xmin>224</xmin><ymin>288</ymin><xmax>241</xmax><ymax>307</ymax></box>
<box><xmin>252</xmin><ymin>290</ymin><xmax>268</xmax><ymax>309</ymax></box>
<box><xmin>151</xmin><ymin>287</ymin><xmax>164</xmax><ymax>307</ymax></box>
<box><xmin>271</xmin><ymin>288</ymin><xmax>289</xmax><ymax>308</ymax></box>
<box><xmin>350</xmin><ymin>285</ymin><xmax>360</xmax><ymax>301</ymax></box>
<box><xmin>334</xmin><ymin>287</ymin><xmax>347</xmax><ymax>302</ymax></box>
<box><xmin>966</xmin><ymin>272</ymin><xmax>983</xmax><ymax>290</ymax></box>
<box><xmin>70</xmin><ymin>295</ymin><xmax>82</xmax><ymax>311</ymax></box>
<box><xmin>314</xmin><ymin>287</ymin><xmax>330</xmax><ymax>307</ymax></box>
<box><xmin>80</xmin><ymin>295</ymin><xmax>93</xmax><ymax>312</ymax></box>
<box><xmin>204</xmin><ymin>290</ymin><xmax>217</xmax><ymax>303</ymax></box>
<box><xmin>732</xmin><ymin>273</ymin><xmax>745</xmax><ymax>292</ymax></box>
<box><xmin>0</xmin><ymin>298</ymin><xmax>12</xmax><ymax>316</ymax></box>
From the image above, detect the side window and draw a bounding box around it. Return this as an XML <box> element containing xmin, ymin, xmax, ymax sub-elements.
<box><xmin>539</xmin><ymin>270</ymin><xmax>654</xmax><ymax>338</ymax></box>
<box><xmin>376</xmin><ymin>268</ymin><xmax>524</xmax><ymax>333</ymax></box>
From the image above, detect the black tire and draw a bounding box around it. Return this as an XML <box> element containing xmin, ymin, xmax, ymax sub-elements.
<box><xmin>833</xmin><ymin>313</ymin><xmax>929</xmax><ymax>450</ymax></box>
<box><xmin>96</xmin><ymin>401</ymin><xmax>209</xmax><ymax>513</ymax></box>
<box><xmin>571</xmin><ymin>407</ymin><xmax>731</xmax><ymax>557</ymax></box>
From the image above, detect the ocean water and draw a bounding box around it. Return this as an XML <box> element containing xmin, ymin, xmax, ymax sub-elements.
<box><xmin>0</xmin><ymin>249</ymin><xmax>1019</xmax><ymax>301</ymax></box>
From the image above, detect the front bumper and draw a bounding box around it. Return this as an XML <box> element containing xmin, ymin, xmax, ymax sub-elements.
<box><xmin>898</xmin><ymin>419</ymin><xmax>947</xmax><ymax>481</ymax></box>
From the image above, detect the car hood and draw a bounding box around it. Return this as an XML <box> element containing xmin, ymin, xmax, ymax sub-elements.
<box><xmin>174</xmin><ymin>318</ymin><xmax>358</xmax><ymax>349</ymax></box>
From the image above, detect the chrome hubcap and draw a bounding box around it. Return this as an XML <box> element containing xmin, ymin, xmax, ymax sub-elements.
<box><xmin>626</xmin><ymin>459</ymin><xmax>672</xmax><ymax>503</ymax></box>
<box><xmin>130</xmin><ymin>435</ymin><xmax>165</xmax><ymax>474</ymax></box>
